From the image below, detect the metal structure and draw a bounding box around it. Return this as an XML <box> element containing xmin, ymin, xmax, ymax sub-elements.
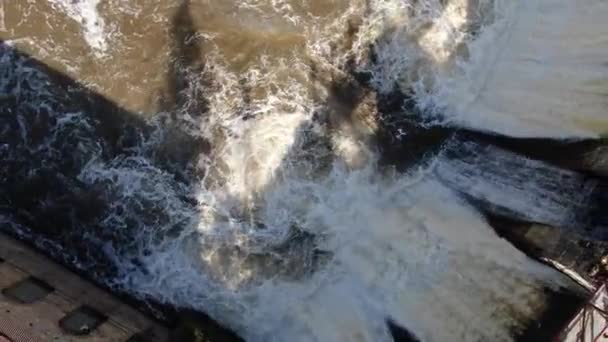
<box><xmin>557</xmin><ymin>282</ymin><xmax>608</xmax><ymax>341</ymax></box>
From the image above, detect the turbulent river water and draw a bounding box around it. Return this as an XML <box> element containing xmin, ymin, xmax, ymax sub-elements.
<box><xmin>1</xmin><ymin>0</ymin><xmax>607</xmax><ymax>341</ymax></box>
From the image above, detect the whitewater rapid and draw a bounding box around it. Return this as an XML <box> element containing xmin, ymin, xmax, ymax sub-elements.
<box><xmin>369</xmin><ymin>0</ymin><xmax>608</xmax><ymax>138</ymax></box>
<box><xmin>1</xmin><ymin>0</ymin><xmax>605</xmax><ymax>341</ymax></box>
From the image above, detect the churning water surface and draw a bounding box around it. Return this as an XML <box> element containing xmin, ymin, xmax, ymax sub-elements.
<box><xmin>1</xmin><ymin>0</ymin><xmax>607</xmax><ymax>341</ymax></box>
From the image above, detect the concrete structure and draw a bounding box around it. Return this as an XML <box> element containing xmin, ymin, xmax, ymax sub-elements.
<box><xmin>0</xmin><ymin>232</ymin><xmax>168</xmax><ymax>341</ymax></box>
<box><xmin>1</xmin><ymin>226</ymin><xmax>605</xmax><ymax>342</ymax></box>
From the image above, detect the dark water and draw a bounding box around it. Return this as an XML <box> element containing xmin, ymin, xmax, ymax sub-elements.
<box><xmin>1</xmin><ymin>1</ymin><xmax>607</xmax><ymax>341</ymax></box>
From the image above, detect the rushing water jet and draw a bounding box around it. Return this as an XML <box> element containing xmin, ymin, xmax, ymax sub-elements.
<box><xmin>1</xmin><ymin>1</ymin><xmax>607</xmax><ymax>341</ymax></box>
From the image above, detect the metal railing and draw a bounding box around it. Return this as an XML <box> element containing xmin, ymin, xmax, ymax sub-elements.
<box><xmin>556</xmin><ymin>283</ymin><xmax>608</xmax><ymax>342</ymax></box>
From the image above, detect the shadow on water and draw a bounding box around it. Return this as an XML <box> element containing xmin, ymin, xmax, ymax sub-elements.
<box><xmin>1</xmin><ymin>0</ymin><xmax>607</xmax><ymax>341</ymax></box>
<box><xmin>153</xmin><ymin>0</ymin><xmax>212</xmax><ymax>183</ymax></box>
<box><xmin>0</xmin><ymin>1</ymin><xmax>418</xmax><ymax>338</ymax></box>
<box><xmin>354</xmin><ymin>0</ymin><xmax>608</xmax><ymax>240</ymax></box>
<box><xmin>0</xmin><ymin>42</ymin><xmax>148</xmax><ymax>257</ymax></box>
<box><xmin>0</xmin><ymin>1</ymin><xmax>239</xmax><ymax>339</ymax></box>
<box><xmin>162</xmin><ymin>0</ymin><xmax>205</xmax><ymax>113</ymax></box>
<box><xmin>327</xmin><ymin>0</ymin><xmax>605</xmax><ymax>340</ymax></box>
<box><xmin>313</xmin><ymin>4</ymin><xmax>607</xmax><ymax>333</ymax></box>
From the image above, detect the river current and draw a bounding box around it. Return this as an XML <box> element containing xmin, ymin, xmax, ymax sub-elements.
<box><xmin>1</xmin><ymin>1</ymin><xmax>607</xmax><ymax>341</ymax></box>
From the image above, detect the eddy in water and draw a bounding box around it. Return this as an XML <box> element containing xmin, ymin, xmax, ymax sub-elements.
<box><xmin>1</xmin><ymin>0</ymin><xmax>606</xmax><ymax>341</ymax></box>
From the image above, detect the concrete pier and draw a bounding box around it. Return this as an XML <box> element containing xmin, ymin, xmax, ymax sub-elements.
<box><xmin>0</xmin><ymin>232</ymin><xmax>168</xmax><ymax>342</ymax></box>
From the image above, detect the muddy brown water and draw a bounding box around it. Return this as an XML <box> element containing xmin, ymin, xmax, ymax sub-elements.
<box><xmin>0</xmin><ymin>0</ymin><xmax>360</xmax><ymax>114</ymax></box>
<box><xmin>1</xmin><ymin>1</ymin><xmax>606</xmax><ymax>341</ymax></box>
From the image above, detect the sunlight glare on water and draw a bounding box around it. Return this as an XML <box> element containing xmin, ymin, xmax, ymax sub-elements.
<box><xmin>1</xmin><ymin>0</ymin><xmax>603</xmax><ymax>341</ymax></box>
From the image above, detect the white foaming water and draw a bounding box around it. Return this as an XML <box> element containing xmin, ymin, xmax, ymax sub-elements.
<box><xmin>434</xmin><ymin>139</ymin><xmax>597</xmax><ymax>229</ymax></box>
<box><xmin>368</xmin><ymin>0</ymin><xmax>608</xmax><ymax>138</ymax></box>
<box><xmin>79</xmin><ymin>1</ymin><xmax>584</xmax><ymax>341</ymax></box>
<box><xmin>78</xmin><ymin>33</ymin><xmax>576</xmax><ymax>342</ymax></box>
<box><xmin>46</xmin><ymin>0</ymin><xmax>109</xmax><ymax>54</ymax></box>
<box><xmin>104</xmin><ymin>162</ymin><xmax>577</xmax><ymax>342</ymax></box>
<box><xmin>0</xmin><ymin>0</ymin><xmax>6</xmax><ymax>32</ymax></box>
<box><xmin>6</xmin><ymin>0</ymin><xmax>596</xmax><ymax>341</ymax></box>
